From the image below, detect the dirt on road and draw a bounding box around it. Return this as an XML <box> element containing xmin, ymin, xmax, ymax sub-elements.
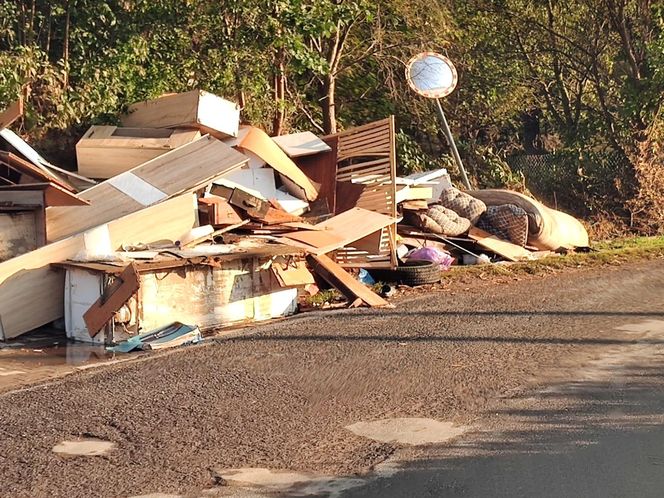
<box><xmin>0</xmin><ymin>261</ymin><xmax>663</xmax><ymax>498</ymax></box>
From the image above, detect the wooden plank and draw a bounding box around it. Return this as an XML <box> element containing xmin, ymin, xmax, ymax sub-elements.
<box><xmin>46</xmin><ymin>135</ymin><xmax>247</xmax><ymax>243</ymax></box>
<box><xmin>0</xmin><ymin>194</ymin><xmax>197</xmax><ymax>340</ymax></box>
<box><xmin>83</xmin><ymin>263</ymin><xmax>140</xmax><ymax>337</ymax></box>
<box><xmin>307</xmin><ymin>254</ymin><xmax>389</xmax><ymax>308</ymax></box>
<box><xmin>239</xmin><ymin>127</ymin><xmax>319</xmax><ymax>201</ymax></box>
<box><xmin>468</xmin><ymin>227</ymin><xmax>534</xmax><ymax>262</ymax></box>
<box><xmin>272</xmin><ymin>131</ymin><xmax>331</xmax><ymax>157</ymax></box>
<box><xmin>121</xmin><ymin>90</ymin><xmax>240</xmax><ymax>139</ymax></box>
<box><xmin>0</xmin><ymin>98</ymin><xmax>23</xmax><ymax>129</ymax></box>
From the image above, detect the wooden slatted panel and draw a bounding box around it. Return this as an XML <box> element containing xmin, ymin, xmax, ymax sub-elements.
<box><xmin>333</xmin><ymin>117</ymin><xmax>397</xmax><ymax>268</ymax></box>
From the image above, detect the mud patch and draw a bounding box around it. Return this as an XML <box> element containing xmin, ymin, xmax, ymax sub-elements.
<box><xmin>346</xmin><ymin>417</ymin><xmax>468</xmax><ymax>445</ymax></box>
<box><xmin>52</xmin><ymin>438</ymin><xmax>115</xmax><ymax>456</ymax></box>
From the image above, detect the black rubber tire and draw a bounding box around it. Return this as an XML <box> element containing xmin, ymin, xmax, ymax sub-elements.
<box><xmin>369</xmin><ymin>260</ymin><xmax>441</xmax><ymax>286</ymax></box>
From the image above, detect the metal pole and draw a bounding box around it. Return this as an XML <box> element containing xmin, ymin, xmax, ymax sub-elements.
<box><xmin>435</xmin><ymin>98</ymin><xmax>471</xmax><ymax>190</ymax></box>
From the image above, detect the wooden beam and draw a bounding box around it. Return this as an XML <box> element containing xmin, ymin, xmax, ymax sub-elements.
<box><xmin>84</xmin><ymin>263</ymin><xmax>140</xmax><ymax>337</ymax></box>
<box><xmin>306</xmin><ymin>254</ymin><xmax>389</xmax><ymax>308</ymax></box>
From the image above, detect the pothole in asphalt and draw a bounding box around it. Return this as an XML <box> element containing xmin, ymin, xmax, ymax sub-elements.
<box><xmin>52</xmin><ymin>438</ymin><xmax>115</xmax><ymax>456</ymax></box>
<box><xmin>345</xmin><ymin>417</ymin><xmax>468</xmax><ymax>445</ymax></box>
<box><xmin>212</xmin><ymin>467</ymin><xmax>365</xmax><ymax>496</ymax></box>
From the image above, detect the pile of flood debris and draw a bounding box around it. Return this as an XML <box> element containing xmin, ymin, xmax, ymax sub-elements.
<box><xmin>0</xmin><ymin>90</ymin><xmax>589</xmax><ymax>348</ymax></box>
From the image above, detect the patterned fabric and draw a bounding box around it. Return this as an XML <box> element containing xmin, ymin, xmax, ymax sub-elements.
<box><xmin>477</xmin><ymin>204</ymin><xmax>529</xmax><ymax>247</ymax></box>
<box><xmin>418</xmin><ymin>205</ymin><xmax>471</xmax><ymax>237</ymax></box>
<box><xmin>439</xmin><ymin>187</ymin><xmax>487</xmax><ymax>224</ymax></box>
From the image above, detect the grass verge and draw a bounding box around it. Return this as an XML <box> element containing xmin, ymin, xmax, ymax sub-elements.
<box><xmin>442</xmin><ymin>235</ymin><xmax>664</xmax><ymax>281</ymax></box>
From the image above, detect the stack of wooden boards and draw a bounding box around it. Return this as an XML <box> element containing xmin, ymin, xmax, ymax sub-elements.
<box><xmin>0</xmin><ymin>90</ymin><xmax>399</xmax><ymax>340</ymax></box>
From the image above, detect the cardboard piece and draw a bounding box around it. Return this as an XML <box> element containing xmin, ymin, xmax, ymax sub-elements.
<box><xmin>272</xmin><ymin>261</ymin><xmax>316</xmax><ymax>287</ymax></box>
<box><xmin>239</xmin><ymin>127</ymin><xmax>319</xmax><ymax>202</ymax></box>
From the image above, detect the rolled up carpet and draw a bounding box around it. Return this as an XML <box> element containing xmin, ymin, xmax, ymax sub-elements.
<box><xmin>469</xmin><ymin>189</ymin><xmax>589</xmax><ymax>250</ymax></box>
<box><xmin>439</xmin><ymin>187</ymin><xmax>486</xmax><ymax>224</ymax></box>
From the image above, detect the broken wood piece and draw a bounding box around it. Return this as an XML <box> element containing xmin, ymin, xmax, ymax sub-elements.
<box><xmin>306</xmin><ymin>254</ymin><xmax>389</xmax><ymax>308</ymax></box>
<box><xmin>121</xmin><ymin>90</ymin><xmax>240</xmax><ymax>139</ymax></box>
<box><xmin>272</xmin><ymin>131</ymin><xmax>332</xmax><ymax>158</ymax></box>
<box><xmin>400</xmin><ymin>200</ymin><xmax>429</xmax><ymax>211</ymax></box>
<box><xmin>83</xmin><ymin>263</ymin><xmax>140</xmax><ymax>337</ymax></box>
<box><xmin>76</xmin><ymin>125</ymin><xmax>201</xmax><ymax>178</ymax></box>
<box><xmin>332</xmin><ymin>117</ymin><xmax>398</xmax><ymax>268</ymax></box>
<box><xmin>198</xmin><ymin>196</ymin><xmax>244</xmax><ymax>225</ymax></box>
<box><xmin>0</xmin><ymin>151</ymin><xmax>77</xmax><ymax>193</ymax></box>
<box><xmin>239</xmin><ymin>127</ymin><xmax>319</xmax><ymax>201</ymax></box>
<box><xmin>181</xmin><ymin>220</ymin><xmax>250</xmax><ymax>247</ymax></box>
<box><xmin>294</xmin><ymin>135</ymin><xmax>338</xmax><ymax>214</ymax></box>
<box><xmin>468</xmin><ymin>227</ymin><xmax>533</xmax><ymax>262</ymax></box>
<box><xmin>0</xmin><ymin>98</ymin><xmax>23</xmax><ymax>130</ymax></box>
<box><xmin>272</xmin><ymin>261</ymin><xmax>316</xmax><ymax>287</ymax></box>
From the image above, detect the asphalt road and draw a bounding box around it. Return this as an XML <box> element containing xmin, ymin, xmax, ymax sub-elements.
<box><xmin>0</xmin><ymin>261</ymin><xmax>663</xmax><ymax>497</ymax></box>
<box><xmin>342</xmin><ymin>321</ymin><xmax>664</xmax><ymax>498</ymax></box>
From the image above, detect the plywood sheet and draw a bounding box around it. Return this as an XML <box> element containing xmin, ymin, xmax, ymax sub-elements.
<box><xmin>279</xmin><ymin>207</ymin><xmax>397</xmax><ymax>255</ymax></box>
<box><xmin>468</xmin><ymin>227</ymin><xmax>533</xmax><ymax>262</ymax></box>
<box><xmin>239</xmin><ymin>127</ymin><xmax>319</xmax><ymax>202</ymax></box>
<box><xmin>272</xmin><ymin>131</ymin><xmax>331</xmax><ymax>158</ymax></box>
<box><xmin>45</xmin><ymin>135</ymin><xmax>247</xmax><ymax>243</ymax></box>
<box><xmin>295</xmin><ymin>135</ymin><xmax>338</xmax><ymax>214</ymax></box>
<box><xmin>0</xmin><ymin>194</ymin><xmax>197</xmax><ymax>339</ymax></box>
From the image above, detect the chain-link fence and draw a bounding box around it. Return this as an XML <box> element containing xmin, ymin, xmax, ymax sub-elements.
<box><xmin>507</xmin><ymin>151</ymin><xmax>633</xmax><ymax>217</ymax></box>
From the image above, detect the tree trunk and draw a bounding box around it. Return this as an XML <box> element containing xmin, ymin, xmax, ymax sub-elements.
<box><xmin>272</xmin><ymin>50</ymin><xmax>286</xmax><ymax>136</ymax></box>
<box><xmin>63</xmin><ymin>0</ymin><xmax>71</xmax><ymax>89</ymax></box>
<box><xmin>321</xmin><ymin>75</ymin><xmax>337</xmax><ymax>135</ymax></box>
